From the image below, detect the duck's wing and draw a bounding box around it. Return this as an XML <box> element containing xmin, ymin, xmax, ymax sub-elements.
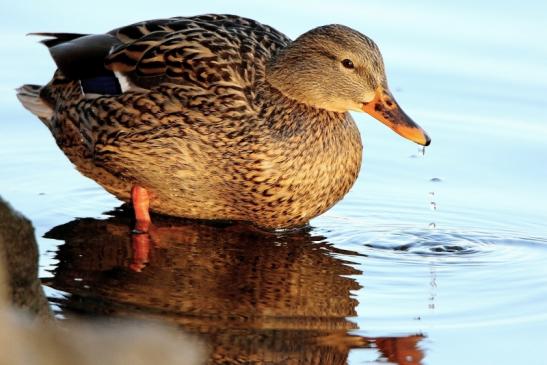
<box><xmin>38</xmin><ymin>15</ymin><xmax>290</xmax><ymax>95</ymax></box>
<box><xmin>105</xmin><ymin>14</ymin><xmax>291</xmax><ymax>92</ymax></box>
<box><xmin>36</xmin><ymin>16</ymin><xmax>291</xmax><ymax>184</ymax></box>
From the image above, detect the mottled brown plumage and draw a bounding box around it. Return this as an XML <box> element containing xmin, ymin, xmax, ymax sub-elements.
<box><xmin>17</xmin><ymin>14</ymin><xmax>429</xmax><ymax>229</ymax></box>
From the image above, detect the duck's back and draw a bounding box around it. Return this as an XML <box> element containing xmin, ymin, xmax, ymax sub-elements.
<box><xmin>106</xmin><ymin>14</ymin><xmax>290</xmax><ymax>90</ymax></box>
<box><xmin>17</xmin><ymin>15</ymin><xmax>362</xmax><ymax>229</ymax></box>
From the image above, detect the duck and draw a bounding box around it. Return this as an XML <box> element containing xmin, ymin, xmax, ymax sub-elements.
<box><xmin>17</xmin><ymin>14</ymin><xmax>430</xmax><ymax>232</ymax></box>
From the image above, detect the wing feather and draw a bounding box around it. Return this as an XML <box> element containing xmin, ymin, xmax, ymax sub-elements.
<box><xmin>104</xmin><ymin>15</ymin><xmax>290</xmax><ymax>91</ymax></box>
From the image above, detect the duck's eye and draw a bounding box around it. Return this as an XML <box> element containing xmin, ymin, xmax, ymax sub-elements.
<box><xmin>341</xmin><ymin>59</ymin><xmax>354</xmax><ymax>69</ymax></box>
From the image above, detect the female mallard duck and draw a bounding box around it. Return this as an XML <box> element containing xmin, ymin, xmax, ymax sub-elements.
<box><xmin>17</xmin><ymin>14</ymin><xmax>430</xmax><ymax>231</ymax></box>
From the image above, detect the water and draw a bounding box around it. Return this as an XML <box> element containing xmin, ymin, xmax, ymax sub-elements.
<box><xmin>1</xmin><ymin>1</ymin><xmax>547</xmax><ymax>364</ymax></box>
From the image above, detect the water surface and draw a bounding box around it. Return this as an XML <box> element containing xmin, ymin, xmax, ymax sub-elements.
<box><xmin>1</xmin><ymin>1</ymin><xmax>547</xmax><ymax>364</ymax></box>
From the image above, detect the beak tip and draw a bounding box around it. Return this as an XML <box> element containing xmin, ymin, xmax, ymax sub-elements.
<box><xmin>423</xmin><ymin>135</ymin><xmax>431</xmax><ymax>146</ymax></box>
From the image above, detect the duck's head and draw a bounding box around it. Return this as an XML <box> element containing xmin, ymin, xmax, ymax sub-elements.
<box><xmin>267</xmin><ymin>24</ymin><xmax>430</xmax><ymax>146</ymax></box>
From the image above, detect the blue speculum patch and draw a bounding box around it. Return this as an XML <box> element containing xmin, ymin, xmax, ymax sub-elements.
<box><xmin>80</xmin><ymin>75</ymin><xmax>121</xmax><ymax>95</ymax></box>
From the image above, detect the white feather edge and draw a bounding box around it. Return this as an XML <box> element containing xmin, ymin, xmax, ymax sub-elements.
<box><xmin>114</xmin><ymin>71</ymin><xmax>148</xmax><ymax>93</ymax></box>
<box><xmin>81</xmin><ymin>72</ymin><xmax>149</xmax><ymax>99</ymax></box>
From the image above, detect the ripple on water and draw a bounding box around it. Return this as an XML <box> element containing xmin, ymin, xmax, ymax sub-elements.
<box><xmin>364</xmin><ymin>228</ymin><xmax>499</xmax><ymax>260</ymax></box>
<box><xmin>319</xmin><ymin>223</ymin><xmax>547</xmax><ymax>331</ymax></box>
<box><xmin>359</xmin><ymin>227</ymin><xmax>547</xmax><ymax>264</ymax></box>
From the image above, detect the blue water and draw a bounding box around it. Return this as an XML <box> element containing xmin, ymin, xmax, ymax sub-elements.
<box><xmin>1</xmin><ymin>1</ymin><xmax>547</xmax><ymax>364</ymax></box>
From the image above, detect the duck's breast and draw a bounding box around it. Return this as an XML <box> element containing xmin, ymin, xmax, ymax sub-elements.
<box><xmin>234</xmin><ymin>111</ymin><xmax>363</xmax><ymax>228</ymax></box>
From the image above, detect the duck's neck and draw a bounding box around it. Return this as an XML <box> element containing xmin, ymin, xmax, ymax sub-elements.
<box><xmin>259</xmin><ymin>82</ymin><xmax>342</xmax><ymax>136</ymax></box>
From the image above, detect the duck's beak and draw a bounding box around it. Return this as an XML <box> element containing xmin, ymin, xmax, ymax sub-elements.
<box><xmin>361</xmin><ymin>86</ymin><xmax>431</xmax><ymax>146</ymax></box>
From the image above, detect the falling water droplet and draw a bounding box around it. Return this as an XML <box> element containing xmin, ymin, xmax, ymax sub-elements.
<box><xmin>430</xmin><ymin>202</ymin><xmax>437</xmax><ymax>211</ymax></box>
<box><xmin>429</xmin><ymin>264</ymin><xmax>437</xmax><ymax>310</ymax></box>
<box><xmin>410</xmin><ymin>147</ymin><xmax>426</xmax><ymax>159</ymax></box>
<box><xmin>430</xmin><ymin>177</ymin><xmax>442</xmax><ymax>182</ymax></box>
<box><xmin>429</xmin><ymin>191</ymin><xmax>435</xmax><ymax>197</ymax></box>
<box><xmin>429</xmin><ymin>222</ymin><xmax>436</xmax><ymax>229</ymax></box>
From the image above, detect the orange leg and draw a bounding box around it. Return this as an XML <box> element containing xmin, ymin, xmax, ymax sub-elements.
<box><xmin>131</xmin><ymin>185</ymin><xmax>151</xmax><ymax>233</ymax></box>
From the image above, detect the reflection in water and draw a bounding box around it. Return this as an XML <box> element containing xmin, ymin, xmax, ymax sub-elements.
<box><xmin>44</xmin><ymin>208</ymin><xmax>425</xmax><ymax>364</ymax></box>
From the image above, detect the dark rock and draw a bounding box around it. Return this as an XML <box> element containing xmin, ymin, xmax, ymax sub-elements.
<box><xmin>0</xmin><ymin>197</ymin><xmax>51</xmax><ymax>319</ymax></box>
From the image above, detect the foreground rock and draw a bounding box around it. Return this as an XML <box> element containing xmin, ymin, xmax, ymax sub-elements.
<box><xmin>0</xmin><ymin>197</ymin><xmax>205</xmax><ymax>365</ymax></box>
<box><xmin>0</xmin><ymin>197</ymin><xmax>50</xmax><ymax>318</ymax></box>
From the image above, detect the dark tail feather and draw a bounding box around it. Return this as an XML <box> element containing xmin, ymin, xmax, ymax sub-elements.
<box><xmin>28</xmin><ymin>32</ymin><xmax>88</xmax><ymax>47</ymax></box>
<box><xmin>29</xmin><ymin>32</ymin><xmax>120</xmax><ymax>80</ymax></box>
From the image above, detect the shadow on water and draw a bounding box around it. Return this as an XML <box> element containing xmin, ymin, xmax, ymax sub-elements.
<box><xmin>43</xmin><ymin>208</ymin><xmax>425</xmax><ymax>365</ymax></box>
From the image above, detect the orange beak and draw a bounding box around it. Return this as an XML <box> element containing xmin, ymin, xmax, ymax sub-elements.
<box><xmin>361</xmin><ymin>86</ymin><xmax>431</xmax><ymax>146</ymax></box>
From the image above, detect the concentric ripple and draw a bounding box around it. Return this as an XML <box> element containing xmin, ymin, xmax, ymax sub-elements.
<box><xmin>364</xmin><ymin>228</ymin><xmax>497</xmax><ymax>257</ymax></box>
<box><xmin>315</xmin><ymin>221</ymin><xmax>547</xmax><ymax>333</ymax></box>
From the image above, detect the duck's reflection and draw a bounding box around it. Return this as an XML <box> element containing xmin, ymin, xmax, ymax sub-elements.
<box><xmin>44</xmin><ymin>209</ymin><xmax>424</xmax><ymax>365</ymax></box>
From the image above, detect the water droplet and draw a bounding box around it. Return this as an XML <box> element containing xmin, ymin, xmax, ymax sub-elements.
<box><xmin>430</xmin><ymin>202</ymin><xmax>437</xmax><ymax>211</ymax></box>
<box><xmin>430</xmin><ymin>177</ymin><xmax>442</xmax><ymax>182</ymax></box>
<box><xmin>74</xmin><ymin>277</ymin><xmax>83</xmax><ymax>282</ymax></box>
<box><xmin>428</xmin><ymin>191</ymin><xmax>435</xmax><ymax>197</ymax></box>
<box><xmin>429</xmin><ymin>222</ymin><xmax>436</xmax><ymax>229</ymax></box>
<box><xmin>410</xmin><ymin>147</ymin><xmax>426</xmax><ymax>159</ymax></box>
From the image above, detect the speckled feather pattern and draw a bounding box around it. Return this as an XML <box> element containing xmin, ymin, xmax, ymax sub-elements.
<box><xmin>36</xmin><ymin>15</ymin><xmax>363</xmax><ymax>229</ymax></box>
